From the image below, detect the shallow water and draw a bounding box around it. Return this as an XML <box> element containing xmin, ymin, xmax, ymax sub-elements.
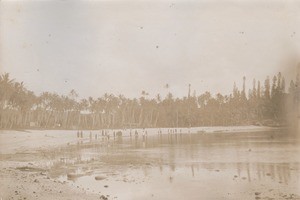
<box><xmin>48</xmin><ymin>130</ymin><xmax>300</xmax><ymax>199</ymax></box>
<box><xmin>2</xmin><ymin>129</ymin><xmax>300</xmax><ymax>199</ymax></box>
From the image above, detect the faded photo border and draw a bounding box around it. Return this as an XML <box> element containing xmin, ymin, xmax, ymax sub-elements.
<box><xmin>0</xmin><ymin>1</ymin><xmax>300</xmax><ymax>200</ymax></box>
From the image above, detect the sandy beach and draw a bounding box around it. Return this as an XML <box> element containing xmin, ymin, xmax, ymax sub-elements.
<box><xmin>1</xmin><ymin>126</ymin><xmax>300</xmax><ymax>200</ymax></box>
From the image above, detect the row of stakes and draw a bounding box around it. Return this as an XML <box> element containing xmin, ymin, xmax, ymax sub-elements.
<box><xmin>76</xmin><ymin>128</ymin><xmax>192</xmax><ymax>139</ymax></box>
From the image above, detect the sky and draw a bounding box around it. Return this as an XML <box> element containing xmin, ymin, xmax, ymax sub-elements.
<box><xmin>1</xmin><ymin>0</ymin><xmax>300</xmax><ymax>99</ymax></box>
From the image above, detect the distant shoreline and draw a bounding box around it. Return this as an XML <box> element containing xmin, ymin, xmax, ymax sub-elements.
<box><xmin>0</xmin><ymin>125</ymin><xmax>285</xmax><ymax>133</ymax></box>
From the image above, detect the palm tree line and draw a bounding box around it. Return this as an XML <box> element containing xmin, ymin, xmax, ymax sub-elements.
<box><xmin>0</xmin><ymin>69</ymin><xmax>299</xmax><ymax>129</ymax></box>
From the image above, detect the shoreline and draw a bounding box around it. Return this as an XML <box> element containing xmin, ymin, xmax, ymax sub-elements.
<box><xmin>0</xmin><ymin>125</ymin><xmax>284</xmax><ymax>132</ymax></box>
<box><xmin>0</xmin><ymin>126</ymin><xmax>284</xmax><ymax>155</ymax></box>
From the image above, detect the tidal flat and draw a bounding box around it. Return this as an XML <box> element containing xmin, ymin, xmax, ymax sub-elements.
<box><xmin>0</xmin><ymin>127</ymin><xmax>299</xmax><ymax>200</ymax></box>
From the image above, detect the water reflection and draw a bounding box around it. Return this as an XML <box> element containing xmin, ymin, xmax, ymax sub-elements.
<box><xmin>35</xmin><ymin>131</ymin><xmax>300</xmax><ymax>199</ymax></box>
<box><xmin>40</xmin><ymin>131</ymin><xmax>299</xmax><ymax>188</ymax></box>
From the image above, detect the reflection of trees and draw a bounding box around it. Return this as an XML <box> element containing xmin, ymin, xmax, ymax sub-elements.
<box><xmin>39</xmin><ymin>131</ymin><xmax>299</xmax><ymax>188</ymax></box>
<box><xmin>188</xmin><ymin>162</ymin><xmax>297</xmax><ymax>184</ymax></box>
<box><xmin>120</xmin><ymin>133</ymin><xmax>299</xmax><ymax>185</ymax></box>
<box><xmin>191</xmin><ymin>164</ymin><xmax>195</xmax><ymax>177</ymax></box>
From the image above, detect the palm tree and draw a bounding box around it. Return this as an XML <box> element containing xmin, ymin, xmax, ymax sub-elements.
<box><xmin>0</xmin><ymin>73</ymin><xmax>15</xmax><ymax>109</ymax></box>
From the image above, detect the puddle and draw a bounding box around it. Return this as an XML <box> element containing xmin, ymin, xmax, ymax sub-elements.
<box><xmin>16</xmin><ymin>166</ymin><xmax>46</xmax><ymax>172</ymax></box>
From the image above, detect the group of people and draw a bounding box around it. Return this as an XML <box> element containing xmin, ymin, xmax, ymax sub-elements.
<box><xmin>76</xmin><ymin>129</ymin><xmax>123</xmax><ymax>140</ymax></box>
<box><xmin>130</xmin><ymin>129</ymin><xmax>147</xmax><ymax>137</ymax></box>
<box><xmin>76</xmin><ymin>127</ymin><xmax>192</xmax><ymax>140</ymax></box>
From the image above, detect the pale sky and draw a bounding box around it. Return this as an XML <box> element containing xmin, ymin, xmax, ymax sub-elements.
<box><xmin>1</xmin><ymin>0</ymin><xmax>300</xmax><ymax>99</ymax></box>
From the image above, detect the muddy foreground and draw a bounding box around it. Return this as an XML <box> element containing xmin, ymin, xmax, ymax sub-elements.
<box><xmin>0</xmin><ymin>127</ymin><xmax>300</xmax><ymax>200</ymax></box>
<box><xmin>0</xmin><ymin>161</ymin><xmax>105</xmax><ymax>200</ymax></box>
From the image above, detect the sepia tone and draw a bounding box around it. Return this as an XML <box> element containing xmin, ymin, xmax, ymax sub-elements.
<box><xmin>0</xmin><ymin>0</ymin><xmax>300</xmax><ymax>200</ymax></box>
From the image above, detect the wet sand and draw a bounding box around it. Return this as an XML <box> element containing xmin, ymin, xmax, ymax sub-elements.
<box><xmin>0</xmin><ymin>126</ymin><xmax>278</xmax><ymax>154</ymax></box>
<box><xmin>0</xmin><ymin>162</ymin><xmax>104</xmax><ymax>200</ymax></box>
<box><xmin>0</xmin><ymin>127</ymin><xmax>300</xmax><ymax>200</ymax></box>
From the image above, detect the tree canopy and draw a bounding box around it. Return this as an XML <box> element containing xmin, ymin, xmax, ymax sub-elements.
<box><xmin>0</xmin><ymin>69</ymin><xmax>299</xmax><ymax>129</ymax></box>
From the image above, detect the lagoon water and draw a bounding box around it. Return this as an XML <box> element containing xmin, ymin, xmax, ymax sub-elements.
<box><xmin>1</xmin><ymin>128</ymin><xmax>300</xmax><ymax>199</ymax></box>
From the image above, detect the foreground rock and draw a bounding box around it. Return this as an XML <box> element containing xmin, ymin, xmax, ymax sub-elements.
<box><xmin>0</xmin><ymin>163</ymin><xmax>108</xmax><ymax>200</ymax></box>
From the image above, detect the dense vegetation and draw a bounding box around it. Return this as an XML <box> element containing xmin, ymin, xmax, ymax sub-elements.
<box><xmin>0</xmin><ymin>69</ymin><xmax>299</xmax><ymax>129</ymax></box>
